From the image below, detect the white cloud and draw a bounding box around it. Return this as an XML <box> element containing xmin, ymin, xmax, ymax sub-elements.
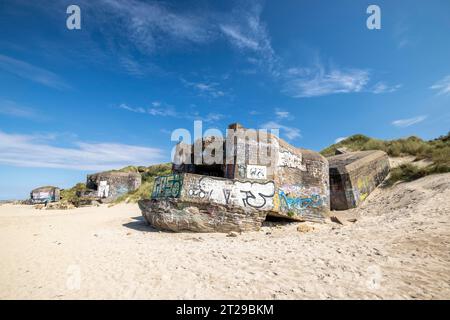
<box><xmin>371</xmin><ymin>82</ymin><xmax>402</xmax><ymax>94</ymax></box>
<box><xmin>118</xmin><ymin>103</ymin><xmax>146</xmax><ymax>114</ymax></box>
<box><xmin>219</xmin><ymin>3</ymin><xmax>276</xmax><ymax>68</ymax></box>
<box><xmin>0</xmin><ymin>100</ymin><xmax>39</xmax><ymax>119</ymax></box>
<box><xmin>202</xmin><ymin>113</ymin><xmax>225</xmax><ymax>122</ymax></box>
<box><xmin>335</xmin><ymin>137</ymin><xmax>348</xmax><ymax>143</ymax></box>
<box><xmin>117</xmin><ymin>55</ymin><xmax>157</xmax><ymax>77</ymax></box>
<box><xmin>118</xmin><ymin>103</ymin><xmax>224</xmax><ymax>123</ymax></box>
<box><xmin>283</xmin><ymin>63</ymin><xmax>370</xmax><ymax>98</ymax></box>
<box><xmin>147</xmin><ymin>106</ymin><xmax>179</xmax><ymax>117</ymax></box>
<box><xmin>275</xmin><ymin>109</ymin><xmax>290</xmax><ymax>119</ymax></box>
<box><xmin>286</xmin><ymin>67</ymin><xmax>310</xmax><ymax>76</ymax></box>
<box><xmin>181</xmin><ymin>79</ymin><xmax>226</xmax><ymax>98</ymax></box>
<box><xmin>391</xmin><ymin>115</ymin><xmax>427</xmax><ymax>128</ymax></box>
<box><xmin>220</xmin><ymin>25</ymin><xmax>259</xmax><ymax>50</ymax></box>
<box><xmin>260</xmin><ymin>121</ymin><xmax>301</xmax><ymax>140</ymax></box>
<box><xmin>393</xmin><ymin>22</ymin><xmax>411</xmax><ymax>49</ymax></box>
<box><xmin>0</xmin><ymin>54</ymin><xmax>70</xmax><ymax>90</ymax></box>
<box><xmin>97</xmin><ymin>0</ymin><xmax>214</xmax><ymax>54</ymax></box>
<box><xmin>0</xmin><ymin>130</ymin><xmax>165</xmax><ymax>170</ymax></box>
<box><xmin>430</xmin><ymin>75</ymin><xmax>450</xmax><ymax>95</ymax></box>
<box><xmin>119</xmin><ymin>102</ymin><xmax>178</xmax><ymax>117</ymax></box>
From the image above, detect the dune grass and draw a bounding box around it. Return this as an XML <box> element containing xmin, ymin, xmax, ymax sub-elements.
<box><xmin>321</xmin><ymin>132</ymin><xmax>450</xmax><ymax>185</ymax></box>
<box><xmin>112</xmin><ymin>163</ymin><xmax>172</xmax><ymax>204</ymax></box>
<box><xmin>59</xmin><ymin>183</ymin><xmax>87</xmax><ymax>205</ymax></box>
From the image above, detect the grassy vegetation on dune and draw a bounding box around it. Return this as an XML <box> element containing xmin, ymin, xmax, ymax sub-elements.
<box><xmin>321</xmin><ymin>132</ymin><xmax>450</xmax><ymax>185</ymax></box>
<box><xmin>59</xmin><ymin>183</ymin><xmax>87</xmax><ymax>205</ymax></box>
<box><xmin>385</xmin><ymin>163</ymin><xmax>450</xmax><ymax>186</ymax></box>
<box><xmin>112</xmin><ymin>163</ymin><xmax>172</xmax><ymax>204</ymax></box>
<box><xmin>320</xmin><ymin>133</ymin><xmax>449</xmax><ymax>159</ymax></box>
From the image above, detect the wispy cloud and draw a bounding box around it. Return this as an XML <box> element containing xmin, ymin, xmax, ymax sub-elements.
<box><xmin>192</xmin><ymin>112</ymin><xmax>225</xmax><ymax>123</ymax></box>
<box><xmin>275</xmin><ymin>109</ymin><xmax>290</xmax><ymax>119</ymax></box>
<box><xmin>0</xmin><ymin>54</ymin><xmax>70</xmax><ymax>90</ymax></box>
<box><xmin>118</xmin><ymin>103</ymin><xmax>146</xmax><ymax>114</ymax></box>
<box><xmin>181</xmin><ymin>79</ymin><xmax>226</xmax><ymax>98</ymax></box>
<box><xmin>334</xmin><ymin>137</ymin><xmax>348</xmax><ymax>143</ymax></box>
<box><xmin>96</xmin><ymin>0</ymin><xmax>214</xmax><ymax>54</ymax></box>
<box><xmin>0</xmin><ymin>100</ymin><xmax>40</xmax><ymax>119</ymax></box>
<box><xmin>283</xmin><ymin>62</ymin><xmax>370</xmax><ymax>98</ymax></box>
<box><xmin>219</xmin><ymin>2</ymin><xmax>276</xmax><ymax>69</ymax></box>
<box><xmin>0</xmin><ymin>130</ymin><xmax>165</xmax><ymax>170</ymax></box>
<box><xmin>393</xmin><ymin>22</ymin><xmax>411</xmax><ymax>49</ymax></box>
<box><xmin>119</xmin><ymin>102</ymin><xmax>178</xmax><ymax>117</ymax></box>
<box><xmin>391</xmin><ymin>115</ymin><xmax>427</xmax><ymax>128</ymax></box>
<box><xmin>371</xmin><ymin>82</ymin><xmax>402</xmax><ymax>94</ymax></box>
<box><xmin>118</xmin><ymin>102</ymin><xmax>225</xmax><ymax>123</ymax></box>
<box><xmin>430</xmin><ymin>75</ymin><xmax>450</xmax><ymax>95</ymax></box>
<box><xmin>260</xmin><ymin>121</ymin><xmax>301</xmax><ymax>140</ymax></box>
<box><xmin>117</xmin><ymin>55</ymin><xmax>158</xmax><ymax>77</ymax></box>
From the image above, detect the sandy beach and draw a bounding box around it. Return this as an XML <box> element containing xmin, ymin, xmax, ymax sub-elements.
<box><xmin>1</xmin><ymin>173</ymin><xmax>449</xmax><ymax>300</ymax></box>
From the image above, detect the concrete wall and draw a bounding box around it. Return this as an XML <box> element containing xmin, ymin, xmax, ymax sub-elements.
<box><xmin>86</xmin><ymin>171</ymin><xmax>141</xmax><ymax>201</ymax></box>
<box><xmin>152</xmin><ymin>173</ymin><xmax>275</xmax><ymax>211</ymax></box>
<box><xmin>328</xmin><ymin>150</ymin><xmax>390</xmax><ymax>210</ymax></box>
<box><xmin>173</xmin><ymin>125</ymin><xmax>330</xmax><ymax>221</ymax></box>
<box><xmin>171</xmin><ymin>125</ymin><xmax>329</xmax><ymax>222</ymax></box>
<box><xmin>270</xmin><ymin>137</ymin><xmax>329</xmax><ymax>222</ymax></box>
<box><xmin>30</xmin><ymin>187</ymin><xmax>60</xmax><ymax>203</ymax></box>
<box><xmin>152</xmin><ymin>171</ymin><xmax>328</xmax><ymax>222</ymax></box>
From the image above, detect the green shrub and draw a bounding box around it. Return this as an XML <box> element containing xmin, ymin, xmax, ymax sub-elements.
<box><xmin>321</xmin><ymin>132</ymin><xmax>449</xmax><ymax>159</ymax></box>
<box><xmin>113</xmin><ymin>163</ymin><xmax>172</xmax><ymax>204</ymax></box>
<box><xmin>385</xmin><ymin>163</ymin><xmax>450</xmax><ymax>186</ymax></box>
<box><xmin>385</xmin><ymin>164</ymin><xmax>427</xmax><ymax>186</ymax></box>
<box><xmin>322</xmin><ymin>132</ymin><xmax>450</xmax><ymax>185</ymax></box>
<box><xmin>60</xmin><ymin>183</ymin><xmax>87</xmax><ymax>204</ymax></box>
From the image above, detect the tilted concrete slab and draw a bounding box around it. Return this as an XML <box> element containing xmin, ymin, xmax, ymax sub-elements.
<box><xmin>139</xmin><ymin>123</ymin><xmax>330</xmax><ymax>232</ymax></box>
<box><xmin>328</xmin><ymin>150</ymin><xmax>390</xmax><ymax>210</ymax></box>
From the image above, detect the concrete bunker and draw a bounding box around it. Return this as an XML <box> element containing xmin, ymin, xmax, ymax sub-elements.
<box><xmin>139</xmin><ymin>123</ymin><xmax>330</xmax><ymax>232</ymax></box>
<box><xmin>81</xmin><ymin>171</ymin><xmax>142</xmax><ymax>203</ymax></box>
<box><xmin>30</xmin><ymin>186</ymin><xmax>60</xmax><ymax>204</ymax></box>
<box><xmin>328</xmin><ymin>150</ymin><xmax>390</xmax><ymax>210</ymax></box>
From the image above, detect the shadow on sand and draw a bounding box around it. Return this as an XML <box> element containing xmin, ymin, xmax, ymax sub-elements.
<box><xmin>122</xmin><ymin>216</ymin><xmax>159</xmax><ymax>233</ymax></box>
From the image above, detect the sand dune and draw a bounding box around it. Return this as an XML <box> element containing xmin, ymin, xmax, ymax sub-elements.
<box><xmin>0</xmin><ymin>173</ymin><xmax>449</xmax><ymax>299</ymax></box>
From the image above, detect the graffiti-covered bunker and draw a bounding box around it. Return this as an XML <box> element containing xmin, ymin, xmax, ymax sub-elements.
<box><xmin>81</xmin><ymin>171</ymin><xmax>142</xmax><ymax>203</ymax></box>
<box><xmin>328</xmin><ymin>150</ymin><xmax>390</xmax><ymax>210</ymax></box>
<box><xmin>139</xmin><ymin>123</ymin><xmax>330</xmax><ymax>233</ymax></box>
<box><xmin>30</xmin><ymin>186</ymin><xmax>60</xmax><ymax>204</ymax></box>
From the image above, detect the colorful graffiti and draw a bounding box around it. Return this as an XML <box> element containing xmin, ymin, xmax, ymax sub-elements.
<box><xmin>31</xmin><ymin>191</ymin><xmax>54</xmax><ymax>203</ymax></box>
<box><xmin>352</xmin><ymin>176</ymin><xmax>371</xmax><ymax>203</ymax></box>
<box><xmin>187</xmin><ymin>176</ymin><xmax>275</xmax><ymax>210</ymax></box>
<box><xmin>152</xmin><ymin>174</ymin><xmax>183</xmax><ymax>199</ymax></box>
<box><xmin>277</xmin><ymin>191</ymin><xmax>323</xmax><ymax>211</ymax></box>
<box><xmin>274</xmin><ymin>184</ymin><xmax>326</xmax><ymax>217</ymax></box>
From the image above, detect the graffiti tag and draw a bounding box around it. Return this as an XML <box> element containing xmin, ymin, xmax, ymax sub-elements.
<box><xmin>246</xmin><ymin>165</ymin><xmax>267</xmax><ymax>180</ymax></box>
<box><xmin>188</xmin><ymin>176</ymin><xmax>275</xmax><ymax>210</ymax></box>
<box><xmin>152</xmin><ymin>174</ymin><xmax>183</xmax><ymax>199</ymax></box>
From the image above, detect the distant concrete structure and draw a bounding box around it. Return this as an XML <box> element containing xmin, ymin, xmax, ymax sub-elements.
<box><xmin>139</xmin><ymin>123</ymin><xmax>330</xmax><ymax>232</ymax></box>
<box><xmin>328</xmin><ymin>150</ymin><xmax>390</xmax><ymax>210</ymax></box>
<box><xmin>83</xmin><ymin>171</ymin><xmax>141</xmax><ymax>202</ymax></box>
<box><xmin>335</xmin><ymin>147</ymin><xmax>350</xmax><ymax>155</ymax></box>
<box><xmin>30</xmin><ymin>186</ymin><xmax>60</xmax><ymax>204</ymax></box>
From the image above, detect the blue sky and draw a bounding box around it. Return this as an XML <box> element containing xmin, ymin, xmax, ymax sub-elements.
<box><xmin>0</xmin><ymin>0</ymin><xmax>449</xmax><ymax>199</ymax></box>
